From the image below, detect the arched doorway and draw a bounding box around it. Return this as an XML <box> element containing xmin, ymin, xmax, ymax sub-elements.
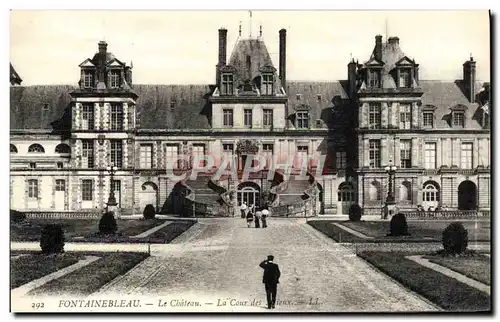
<box><xmin>337</xmin><ymin>182</ymin><xmax>355</xmax><ymax>215</ymax></box>
<box><xmin>422</xmin><ymin>181</ymin><xmax>440</xmax><ymax>211</ymax></box>
<box><xmin>139</xmin><ymin>182</ymin><xmax>158</xmax><ymax>213</ymax></box>
<box><xmin>458</xmin><ymin>180</ymin><xmax>477</xmax><ymax>210</ymax></box>
<box><xmin>237</xmin><ymin>182</ymin><xmax>260</xmax><ymax>208</ymax></box>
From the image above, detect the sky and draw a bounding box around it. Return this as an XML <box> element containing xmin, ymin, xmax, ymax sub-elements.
<box><xmin>10</xmin><ymin>10</ymin><xmax>490</xmax><ymax>85</ymax></box>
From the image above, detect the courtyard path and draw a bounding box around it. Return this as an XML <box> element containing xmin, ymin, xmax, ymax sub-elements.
<box><xmin>93</xmin><ymin>218</ymin><xmax>440</xmax><ymax>312</ymax></box>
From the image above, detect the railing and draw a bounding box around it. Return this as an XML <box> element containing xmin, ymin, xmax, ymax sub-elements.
<box><xmin>401</xmin><ymin>210</ymin><xmax>490</xmax><ymax>220</ymax></box>
<box><xmin>22</xmin><ymin>211</ymin><xmax>101</xmax><ymax>220</ymax></box>
<box><xmin>271</xmin><ymin>183</ymin><xmax>318</xmax><ymax>217</ymax></box>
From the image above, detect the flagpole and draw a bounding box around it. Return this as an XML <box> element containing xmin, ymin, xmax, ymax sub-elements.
<box><xmin>249</xmin><ymin>11</ymin><xmax>252</xmax><ymax>38</ymax></box>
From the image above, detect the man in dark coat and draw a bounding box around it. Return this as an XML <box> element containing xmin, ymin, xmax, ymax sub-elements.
<box><xmin>259</xmin><ymin>255</ymin><xmax>281</xmax><ymax>309</ymax></box>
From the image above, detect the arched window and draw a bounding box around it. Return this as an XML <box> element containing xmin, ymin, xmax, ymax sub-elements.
<box><xmin>28</xmin><ymin>144</ymin><xmax>45</xmax><ymax>153</ymax></box>
<box><xmin>10</xmin><ymin>144</ymin><xmax>17</xmax><ymax>153</ymax></box>
<box><xmin>55</xmin><ymin>143</ymin><xmax>71</xmax><ymax>154</ymax></box>
<box><xmin>423</xmin><ymin>181</ymin><xmax>440</xmax><ymax>202</ymax></box>
<box><xmin>400</xmin><ymin>180</ymin><xmax>412</xmax><ymax>201</ymax></box>
<box><xmin>337</xmin><ymin>182</ymin><xmax>355</xmax><ymax>202</ymax></box>
<box><xmin>369</xmin><ymin>180</ymin><xmax>381</xmax><ymax>201</ymax></box>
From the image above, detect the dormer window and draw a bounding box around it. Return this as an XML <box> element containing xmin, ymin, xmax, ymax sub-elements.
<box><xmin>399</xmin><ymin>69</ymin><xmax>411</xmax><ymax>88</ymax></box>
<box><xmin>368</xmin><ymin>69</ymin><xmax>380</xmax><ymax>88</ymax></box>
<box><xmin>423</xmin><ymin>112</ymin><xmax>434</xmax><ymax>128</ymax></box>
<box><xmin>261</xmin><ymin>74</ymin><xmax>274</xmax><ymax>96</ymax></box>
<box><xmin>452</xmin><ymin>111</ymin><xmax>465</xmax><ymax>127</ymax></box>
<box><xmin>221</xmin><ymin>73</ymin><xmax>234</xmax><ymax>95</ymax></box>
<box><xmin>296</xmin><ymin>111</ymin><xmax>309</xmax><ymax>129</ymax></box>
<box><xmin>109</xmin><ymin>70</ymin><xmax>120</xmax><ymax>88</ymax></box>
<box><xmin>83</xmin><ymin>70</ymin><xmax>94</xmax><ymax>88</ymax></box>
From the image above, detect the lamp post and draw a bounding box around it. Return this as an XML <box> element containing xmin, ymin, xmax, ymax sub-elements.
<box><xmin>106</xmin><ymin>163</ymin><xmax>118</xmax><ymax>214</ymax></box>
<box><xmin>383</xmin><ymin>160</ymin><xmax>397</xmax><ymax>219</ymax></box>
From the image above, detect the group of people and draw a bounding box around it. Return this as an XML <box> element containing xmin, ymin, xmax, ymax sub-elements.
<box><xmin>240</xmin><ymin>202</ymin><xmax>269</xmax><ymax>228</ymax></box>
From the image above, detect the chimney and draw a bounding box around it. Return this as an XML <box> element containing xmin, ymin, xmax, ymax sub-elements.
<box><xmin>388</xmin><ymin>36</ymin><xmax>400</xmax><ymax>45</ymax></box>
<box><xmin>374</xmin><ymin>35</ymin><xmax>382</xmax><ymax>61</ymax></box>
<box><xmin>348</xmin><ymin>59</ymin><xmax>357</xmax><ymax>99</ymax></box>
<box><xmin>98</xmin><ymin>41</ymin><xmax>108</xmax><ymax>55</ymax></box>
<box><xmin>216</xmin><ymin>28</ymin><xmax>227</xmax><ymax>86</ymax></box>
<box><xmin>463</xmin><ymin>56</ymin><xmax>476</xmax><ymax>103</ymax></box>
<box><xmin>279</xmin><ymin>29</ymin><xmax>287</xmax><ymax>90</ymax></box>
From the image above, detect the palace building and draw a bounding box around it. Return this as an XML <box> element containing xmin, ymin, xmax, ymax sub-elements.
<box><xmin>9</xmin><ymin>28</ymin><xmax>490</xmax><ymax>216</ymax></box>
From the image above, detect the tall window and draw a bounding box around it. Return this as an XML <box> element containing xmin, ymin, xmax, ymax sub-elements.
<box><xmin>296</xmin><ymin>111</ymin><xmax>309</xmax><ymax>129</ymax></box>
<box><xmin>244</xmin><ymin>109</ymin><xmax>253</xmax><ymax>128</ymax></box>
<box><xmin>110</xmin><ymin>140</ymin><xmax>123</xmax><ymax>168</ymax></box>
<box><xmin>112</xmin><ymin>180</ymin><xmax>121</xmax><ymax>200</ymax></box>
<box><xmin>166</xmin><ymin>144</ymin><xmax>179</xmax><ymax>169</ymax></box>
<box><xmin>336</xmin><ymin>151</ymin><xmax>347</xmax><ymax>169</ymax></box>
<box><xmin>262</xmin><ymin>144</ymin><xmax>273</xmax><ymax>169</ymax></box>
<box><xmin>192</xmin><ymin>144</ymin><xmax>206</xmax><ymax>168</ymax></box>
<box><xmin>423</xmin><ymin>112</ymin><xmax>434</xmax><ymax>128</ymax></box>
<box><xmin>424</xmin><ymin>142</ymin><xmax>436</xmax><ymax>169</ymax></box>
<box><xmin>399</xmin><ymin>104</ymin><xmax>411</xmax><ymax>129</ymax></box>
<box><xmin>261</xmin><ymin>74</ymin><xmax>274</xmax><ymax>95</ymax></box>
<box><xmin>423</xmin><ymin>182</ymin><xmax>439</xmax><ymax>202</ymax></box>
<box><xmin>452</xmin><ymin>112</ymin><xmax>465</xmax><ymax>128</ymax></box>
<box><xmin>110</xmin><ymin>104</ymin><xmax>123</xmax><ymax>131</ymax></box>
<box><xmin>81</xmin><ymin>179</ymin><xmax>93</xmax><ymax>201</ymax></box>
<box><xmin>368</xmin><ymin>69</ymin><xmax>380</xmax><ymax>88</ymax></box>
<box><xmin>399</xmin><ymin>69</ymin><xmax>410</xmax><ymax>88</ymax></box>
<box><xmin>263</xmin><ymin>109</ymin><xmax>273</xmax><ymax>128</ymax></box>
<box><xmin>82</xmin><ymin>140</ymin><xmax>94</xmax><ymax>168</ymax></box>
<box><xmin>81</xmin><ymin>104</ymin><xmax>94</xmax><ymax>130</ymax></box>
<box><xmin>55</xmin><ymin>179</ymin><xmax>65</xmax><ymax>192</ymax></box>
<box><xmin>221</xmin><ymin>74</ymin><xmax>234</xmax><ymax>95</ymax></box>
<box><xmin>400</xmin><ymin>181</ymin><xmax>412</xmax><ymax>201</ymax></box>
<box><xmin>83</xmin><ymin>71</ymin><xmax>94</xmax><ymax>88</ymax></box>
<box><xmin>400</xmin><ymin>140</ymin><xmax>412</xmax><ymax>168</ymax></box>
<box><xmin>222</xmin><ymin>143</ymin><xmax>234</xmax><ymax>165</ymax></box>
<box><xmin>461</xmin><ymin>142</ymin><xmax>473</xmax><ymax>169</ymax></box>
<box><xmin>223</xmin><ymin>109</ymin><xmax>233</xmax><ymax>127</ymax></box>
<box><xmin>369</xmin><ymin>139</ymin><xmax>381</xmax><ymax>168</ymax></box>
<box><xmin>139</xmin><ymin>144</ymin><xmax>153</xmax><ymax>169</ymax></box>
<box><xmin>109</xmin><ymin>70</ymin><xmax>120</xmax><ymax>88</ymax></box>
<box><xmin>368</xmin><ymin>103</ymin><xmax>381</xmax><ymax>129</ymax></box>
<box><xmin>296</xmin><ymin>146</ymin><xmax>309</xmax><ymax>169</ymax></box>
<box><xmin>28</xmin><ymin>179</ymin><xmax>38</xmax><ymax>199</ymax></box>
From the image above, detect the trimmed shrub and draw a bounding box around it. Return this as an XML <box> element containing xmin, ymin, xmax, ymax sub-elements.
<box><xmin>348</xmin><ymin>204</ymin><xmax>362</xmax><ymax>222</ymax></box>
<box><xmin>388</xmin><ymin>213</ymin><xmax>410</xmax><ymax>236</ymax></box>
<box><xmin>10</xmin><ymin>209</ymin><xmax>26</xmax><ymax>223</ymax></box>
<box><xmin>143</xmin><ymin>204</ymin><xmax>156</xmax><ymax>220</ymax></box>
<box><xmin>99</xmin><ymin>212</ymin><xmax>117</xmax><ymax>235</ymax></box>
<box><xmin>442</xmin><ymin>222</ymin><xmax>469</xmax><ymax>255</ymax></box>
<box><xmin>40</xmin><ymin>224</ymin><xmax>65</xmax><ymax>254</ymax></box>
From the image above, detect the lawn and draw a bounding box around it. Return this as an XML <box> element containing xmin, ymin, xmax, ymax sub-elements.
<box><xmin>358</xmin><ymin>251</ymin><xmax>491</xmax><ymax>312</ymax></box>
<box><xmin>11</xmin><ymin>253</ymin><xmax>83</xmax><ymax>289</ymax></box>
<box><xmin>145</xmin><ymin>220</ymin><xmax>196</xmax><ymax>243</ymax></box>
<box><xmin>10</xmin><ymin>218</ymin><xmax>167</xmax><ymax>242</ymax></box>
<box><xmin>425</xmin><ymin>255</ymin><xmax>491</xmax><ymax>286</ymax></box>
<box><xmin>28</xmin><ymin>252</ymin><xmax>149</xmax><ymax>296</ymax></box>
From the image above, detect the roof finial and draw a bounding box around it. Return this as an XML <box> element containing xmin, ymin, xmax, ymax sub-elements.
<box><xmin>249</xmin><ymin>10</ymin><xmax>252</xmax><ymax>38</ymax></box>
<box><xmin>239</xmin><ymin>21</ymin><xmax>242</xmax><ymax>37</ymax></box>
<box><xmin>130</xmin><ymin>60</ymin><xmax>133</xmax><ymax>68</ymax></box>
<box><xmin>350</xmin><ymin>53</ymin><xmax>353</xmax><ymax>61</ymax></box>
<box><xmin>385</xmin><ymin>18</ymin><xmax>389</xmax><ymax>42</ymax></box>
<box><xmin>470</xmin><ymin>53</ymin><xmax>473</xmax><ymax>61</ymax></box>
<box><xmin>259</xmin><ymin>24</ymin><xmax>262</xmax><ymax>37</ymax></box>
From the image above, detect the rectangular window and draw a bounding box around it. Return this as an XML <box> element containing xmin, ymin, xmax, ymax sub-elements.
<box><xmin>399</xmin><ymin>69</ymin><xmax>410</xmax><ymax>88</ymax></box>
<box><xmin>110</xmin><ymin>70</ymin><xmax>120</xmax><ymax>88</ymax></box>
<box><xmin>223</xmin><ymin>109</ymin><xmax>234</xmax><ymax>127</ymax></box>
<box><xmin>110</xmin><ymin>104</ymin><xmax>123</xmax><ymax>131</ymax></box>
<box><xmin>423</xmin><ymin>112</ymin><xmax>434</xmax><ymax>128</ymax></box>
<box><xmin>399</xmin><ymin>104</ymin><xmax>411</xmax><ymax>129</ymax></box>
<box><xmin>82</xmin><ymin>140</ymin><xmax>94</xmax><ymax>168</ymax></box>
<box><xmin>222</xmin><ymin>74</ymin><xmax>234</xmax><ymax>95</ymax></box>
<box><xmin>296</xmin><ymin>145</ymin><xmax>309</xmax><ymax>169</ymax></box>
<box><xmin>81</xmin><ymin>179</ymin><xmax>93</xmax><ymax>201</ymax></box>
<box><xmin>244</xmin><ymin>109</ymin><xmax>253</xmax><ymax>128</ymax></box>
<box><xmin>262</xmin><ymin>143</ymin><xmax>273</xmax><ymax>169</ymax></box>
<box><xmin>400</xmin><ymin>140</ymin><xmax>412</xmax><ymax>168</ymax></box>
<box><xmin>368</xmin><ymin>70</ymin><xmax>380</xmax><ymax>88</ymax></box>
<box><xmin>28</xmin><ymin>179</ymin><xmax>38</xmax><ymax>199</ymax></box>
<box><xmin>296</xmin><ymin>112</ymin><xmax>309</xmax><ymax>129</ymax></box>
<box><xmin>369</xmin><ymin>139</ymin><xmax>381</xmax><ymax>168</ymax></box>
<box><xmin>83</xmin><ymin>71</ymin><xmax>94</xmax><ymax>88</ymax></box>
<box><xmin>55</xmin><ymin>179</ymin><xmax>65</xmax><ymax>192</ymax></box>
<box><xmin>263</xmin><ymin>109</ymin><xmax>273</xmax><ymax>128</ymax></box>
<box><xmin>336</xmin><ymin>151</ymin><xmax>347</xmax><ymax>169</ymax></box>
<box><xmin>166</xmin><ymin>145</ymin><xmax>180</xmax><ymax>169</ymax></box>
<box><xmin>461</xmin><ymin>142</ymin><xmax>473</xmax><ymax>169</ymax></box>
<box><xmin>112</xmin><ymin>180</ymin><xmax>121</xmax><ymax>197</ymax></box>
<box><xmin>139</xmin><ymin>144</ymin><xmax>153</xmax><ymax>169</ymax></box>
<box><xmin>110</xmin><ymin>140</ymin><xmax>123</xmax><ymax>168</ymax></box>
<box><xmin>81</xmin><ymin>104</ymin><xmax>94</xmax><ymax>130</ymax></box>
<box><xmin>222</xmin><ymin>143</ymin><xmax>234</xmax><ymax>165</ymax></box>
<box><xmin>192</xmin><ymin>144</ymin><xmax>206</xmax><ymax>168</ymax></box>
<box><xmin>424</xmin><ymin>142</ymin><xmax>436</xmax><ymax>169</ymax></box>
<box><xmin>368</xmin><ymin>103</ymin><xmax>381</xmax><ymax>129</ymax></box>
<box><xmin>261</xmin><ymin>74</ymin><xmax>274</xmax><ymax>95</ymax></box>
<box><xmin>453</xmin><ymin>112</ymin><xmax>465</xmax><ymax>127</ymax></box>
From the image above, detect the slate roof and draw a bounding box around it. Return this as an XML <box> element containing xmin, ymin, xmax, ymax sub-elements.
<box><xmin>228</xmin><ymin>38</ymin><xmax>274</xmax><ymax>82</ymax></box>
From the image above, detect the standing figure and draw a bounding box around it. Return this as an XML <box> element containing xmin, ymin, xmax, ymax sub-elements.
<box><xmin>259</xmin><ymin>255</ymin><xmax>281</xmax><ymax>309</ymax></box>
<box><xmin>261</xmin><ymin>208</ymin><xmax>269</xmax><ymax>228</ymax></box>
<box><xmin>240</xmin><ymin>202</ymin><xmax>248</xmax><ymax>218</ymax></box>
<box><xmin>246</xmin><ymin>210</ymin><xmax>254</xmax><ymax>228</ymax></box>
<box><xmin>255</xmin><ymin>210</ymin><xmax>261</xmax><ymax>228</ymax></box>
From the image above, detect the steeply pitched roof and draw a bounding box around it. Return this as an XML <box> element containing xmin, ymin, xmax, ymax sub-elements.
<box><xmin>10</xmin><ymin>63</ymin><xmax>22</xmax><ymax>85</ymax></box>
<box><xmin>228</xmin><ymin>38</ymin><xmax>275</xmax><ymax>82</ymax></box>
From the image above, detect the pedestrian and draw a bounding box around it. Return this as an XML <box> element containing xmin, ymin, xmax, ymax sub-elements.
<box><xmin>259</xmin><ymin>255</ymin><xmax>281</xmax><ymax>309</ymax></box>
<box><xmin>261</xmin><ymin>208</ymin><xmax>269</xmax><ymax>228</ymax></box>
<box><xmin>240</xmin><ymin>202</ymin><xmax>248</xmax><ymax>219</ymax></box>
<box><xmin>255</xmin><ymin>210</ymin><xmax>261</xmax><ymax>228</ymax></box>
<box><xmin>246</xmin><ymin>210</ymin><xmax>254</xmax><ymax>228</ymax></box>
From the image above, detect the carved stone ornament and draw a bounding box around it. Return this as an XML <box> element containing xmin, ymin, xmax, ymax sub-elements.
<box><xmin>236</xmin><ymin>139</ymin><xmax>259</xmax><ymax>154</ymax></box>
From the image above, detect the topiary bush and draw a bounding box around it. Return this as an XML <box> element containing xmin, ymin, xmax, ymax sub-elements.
<box><xmin>143</xmin><ymin>204</ymin><xmax>156</xmax><ymax>220</ymax></box>
<box><xmin>99</xmin><ymin>211</ymin><xmax>117</xmax><ymax>235</ymax></box>
<box><xmin>40</xmin><ymin>224</ymin><xmax>65</xmax><ymax>254</ymax></box>
<box><xmin>348</xmin><ymin>204</ymin><xmax>362</xmax><ymax>221</ymax></box>
<box><xmin>10</xmin><ymin>209</ymin><xmax>26</xmax><ymax>223</ymax></box>
<box><xmin>442</xmin><ymin>222</ymin><xmax>469</xmax><ymax>255</ymax></box>
<box><xmin>388</xmin><ymin>213</ymin><xmax>410</xmax><ymax>236</ymax></box>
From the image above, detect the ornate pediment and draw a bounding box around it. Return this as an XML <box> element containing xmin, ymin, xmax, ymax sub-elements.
<box><xmin>364</xmin><ymin>57</ymin><xmax>384</xmax><ymax>67</ymax></box>
<box><xmin>422</xmin><ymin>104</ymin><xmax>438</xmax><ymax>111</ymax></box>
<box><xmin>79</xmin><ymin>59</ymin><xmax>95</xmax><ymax>67</ymax></box>
<box><xmin>294</xmin><ymin>103</ymin><xmax>312</xmax><ymax>111</ymax></box>
<box><xmin>259</xmin><ymin>65</ymin><xmax>277</xmax><ymax>73</ymax></box>
<box><xmin>107</xmin><ymin>58</ymin><xmax>125</xmax><ymax>67</ymax></box>
<box><xmin>236</xmin><ymin>139</ymin><xmax>259</xmax><ymax>154</ymax></box>
<box><xmin>219</xmin><ymin>65</ymin><xmax>237</xmax><ymax>73</ymax></box>
<box><xmin>395</xmin><ymin>56</ymin><xmax>415</xmax><ymax>66</ymax></box>
<box><xmin>450</xmin><ymin>104</ymin><xmax>468</xmax><ymax>112</ymax></box>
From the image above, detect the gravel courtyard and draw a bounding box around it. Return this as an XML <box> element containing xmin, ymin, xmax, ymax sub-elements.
<box><xmin>95</xmin><ymin>218</ymin><xmax>439</xmax><ymax>312</ymax></box>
